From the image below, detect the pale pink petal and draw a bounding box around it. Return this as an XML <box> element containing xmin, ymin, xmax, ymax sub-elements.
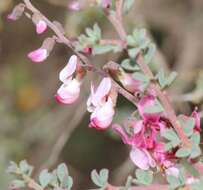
<box><xmin>120</xmin><ymin>73</ymin><xmax>141</xmax><ymax>93</ymax></box>
<box><xmin>90</xmin><ymin>98</ymin><xmax>114</xmax><ymax>130</ymax></box>
<box><xmin>59</xmin><ymin>55</ymin><xmax>77</xmax><ymax>83</ymax></box>
<box><xmin>112</xmin><ymin>124</ymin><xmax>131</xmax><ymax>144</ymax></box>
<box><xmin>166</xmin><ymin>167</ymin><xmax>179</xmax><ymax>178</ymax></box>
<box><xmin>143</xmin><ymin>149</ymin><xmax>156</xmax><ymax>168</ymax></box>
<box><xmin>7</xmin><ymin>14</ymin><xmax>17</xmax><ymax>21</ymax></box>
<box><xmin>130</xmin><ymin>147</ymin><xmax>150</xmax><ymax>170</ymax></box>
<box><xmin>28</xmin><ymin>48</ymin><xmax>48</xmax><ymax>62</ymax></box>
<box><xmin>91</xmin><ymin>77</ymin><xmax>112</xmax><ymax>106</ymax></box>
<box><xmin>55</xmin><ymin>79</ymin><xmax>80</xmax><ymax>104</ymax></box>
<box><xmin>186</xmin><ymin>177</ymin><xmax>199</xmax><ymax>185</ymax></box>
<box><xmin>68</xmin><ymin>1</ymin><xmax>81</xmax><ymax>11</ymax></box>
<box><xmin>36</xmin><ymin>20</ymin><xmax>47</xmax><ymax>34</ymax></box>
<box><xmin>133</xmin><ymin>120</ymin><xmax>144</xmax><ymax>134</ymax></box>
<box><xmin>102</xmin><ymin>0</ymin><xmax>112</xmax><ymax>8</ymax></box>
<box><xmin>87</xmin><ymin>83</ymin><xmax>95</xmax><ymax>112</ymax></box>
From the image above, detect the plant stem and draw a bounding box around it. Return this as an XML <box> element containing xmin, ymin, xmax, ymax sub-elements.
<box><xmin>22</xmin><ymin>0</ymin><xmax>137</xmax><ymax>107</ymax></box>
<box><xmin>136</xmin><ymin>55</ymin><xmax>191</xmax><ymax>147</ymax></box>
<box><xmin>22</xmin><ymin>174</ymin><xmax>43</xmax><ymax>190</ymax></box>
<box><xmin>103</xmin><ymin>0</ymin><xmax>190</xmax><ymax>148</ymax></box>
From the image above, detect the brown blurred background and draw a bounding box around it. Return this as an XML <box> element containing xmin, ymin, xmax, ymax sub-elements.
<box><xmin>0</xmin><ymin>0</ymin><xmax>203</xmax><ymax>189</ymax></box>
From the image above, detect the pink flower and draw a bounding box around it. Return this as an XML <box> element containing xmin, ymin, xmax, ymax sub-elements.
<box><xmin>27</xmin><ymin>48</ymin><xmax>48</xmax><ymax>63</ymax></box>
<box><xmin>55</xmin><ymin>79</ymin><xmax>80</xmax><ymax>104</ymax></box>
<box><xmin>87</xmin><ymin>77</ymin><xmax>115</xmax><ymax>130</ymax></box>
<box><xmin>137</xmin><ymin>95</ymin><xmax>162</xmax><ymax>122</ymax></box>
<box><xmin>36</xmin><ymin>20</ymin><xmax>47</xmax><ymax>34</ymax></box>
<box><xmin>192</xmin><ymin>109</ymin><xmax>201</xmax><ymax>132</ymax></box>
<box><xmin>56</xmin><ymin>55</ymin><xmax>83</xmax><ymax>104</ymax></box>
<box><xmin>101</xmin><ymin>0</ymin><xmax>112</xmax><ymax>8</ymax></box>
<box><xmin>7</xmin><ymin>3</ymin><xmax>25</xmax><ymax>21</ymax></box>
<box><xmin>68</xmin><ymin>1</ymin><xmax>81</xmax><ymax>11</ymax></box>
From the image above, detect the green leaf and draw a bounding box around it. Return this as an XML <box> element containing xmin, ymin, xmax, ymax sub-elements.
<box><xmin>157</xmin><ymin>69</ymin><xmax>167</xmax><ymax>89</ymax></box>
<box><xmin>57</xmin><ymin>163</ymin><xmax>68</xmax><ymax>183</ymax></box>
<box><xmin>176</xmin><ymin>147</ymin><xmax>191</xmax><ymax>158</ymax></box>
<box><xmin>162</xmin><ymin>129</ymin><xmax>181</xmax><ymax>149</ymax></box>
<box><xmin>167</xmin><ymin>72</ymin><xmax>177</xmax><ymax>86</ymax></box>
<box><xmin>133</xmin><ymin>29</ymin><xmax>146</xmax><ymax>44</ymax></box>
<box><xmin>190</xmin><ymin>146</ymin><xmax>201</xmax><ymax>159</ymax></box>
<box><xmin>121</xmin><ymin>59</ymin><xmax>140</xmax><ymax>71</ymax></box>
<box><xmin>162</xmin><ymin>128</ymin><xmax>179</xmax><ymax>142</ymax></box>
<box><xmin>93</xmin><ymin>45</ymin><xmax>115</xmax><ymax>55</ymax></box>
<box><xmin>122</xmin><ymin>0</ymin><xmax>134</xmax><ymax>14</ymax></box>
<box><xmin>164</xmin><ymin>142</ymin><xmax>173</xmax><ymax>151</ymax></box>
<box><xmin>91</xmin><ymin>170</ymin><xmax>105</xmax><ymax>188</ymax></box>
<box><xmin>181</xmin><ymin>159</ymin><xmax>200</xmax><ymax>177</ymax></box>
<box><xmin>39</xmin><ymin>169</ymin><xmax>52</xmax><ymax>188</ymax></box>
<box><xmin>99</xmin><ymin>169</ymin><xmax>109</xmax><ymax>183</ymax></box>
<box><xmin>49</xmin><ymin>170</ymin><xmax>59</xmax><ymax>187</ymax></box>
<box><xmin>135</xmin><ymin>169</ymin><xmax>153</xmax><ymax>185</ymax></box>
<box><xmin>128</xmin><ymin>48</ymin><xmax>140</xmax><ymax>58</ymax></box>
<box><xmin>10</xmin><ymin>180</ymin><xmax>25</xmax><ymax>188</ymax></box>
<box><xmin>93</xmin><ymin>23</ymin><xmax>101</xmax><ymax>39</ymax></box>
<box><xmin>144</xmin><ymin>43</ymin><xmax>156</xmax><ymax>64</ymax></box>
<box><xmin>166</xmin><ymin>175</ymin><xmax>181</xmax><ymax>189</ymax></box>
<box><xmin>19</xmin><ymin>160</ymin><xmax>33</xmax><ymax>176</ymax></box>
<box><xmin>133</xmin><ymin>72</ymin><xmax>149</xmax><ymax>90</ymax></box>
<box><xmin>179</xmin><ymin>116</ymin><xmax>195</xmax><ymax>137</ymax></box>
<box><xmin>62</xmin><ymin>176</ymin><xmax>73</xmax><ymax>190</ymax></box>
<box><xmin>127</xmin><ymin>35</ymin><xmax>136</xmax><ymax>46</ymax></box>
<box><xmin>190</xmin><ymin>132</ymin><xmax>200</xmax><ymax>146</ymax></box>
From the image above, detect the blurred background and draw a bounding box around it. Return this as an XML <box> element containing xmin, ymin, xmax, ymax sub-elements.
<box><xmin>0</xmin><ymin>0</ymin><xmax>203</xmax><ymax>189</ymax></box>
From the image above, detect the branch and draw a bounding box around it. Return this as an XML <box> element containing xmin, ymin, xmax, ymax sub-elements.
<box><xmin>22</xmin><ymin>174</ymin><xmax>43</xmax><ymax>190</ymax></box>
<box><xmin>103</xmin><ymin>0</ymin><xmax>190</xmax><ymax>148</ymax></box>
<box><xmin>136</xmin><ymin>55</ymin><xmax>190</xmax><ymax>147</ymax></box>
<box><xmin>22</xmin><ymin>0</ymin><xmax>137</xmax><ymax>107</ymax></box>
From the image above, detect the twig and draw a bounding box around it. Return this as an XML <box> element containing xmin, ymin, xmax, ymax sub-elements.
<box><xmin>22</xmin><ymin>174</ymin><xmax>43</xmax><ymax>190</ymax></box>
<box><xmin>22</xmin><ymin>0</ymin><xmax>137</xmax><ymax>107</ymax></box>
<box><xmin>136</xmin><ymin>55</ymin><xmax>190</xmax><ymax>147</ymax></box>
<box><xmin>102</xmin><ymin>0</ymin><xmax>190</xmax><ymax>148</ymax></box>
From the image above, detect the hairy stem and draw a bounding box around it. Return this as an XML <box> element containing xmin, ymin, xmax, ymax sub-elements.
<box><xmin>22</xmin><ymin>0</ymin><xmax>136</xmax><ymax>107</ymax></box>
<box><xmin>103</xmin><ymin>0</ymin><xmax>190</xmax><ymax>148</ymax></box>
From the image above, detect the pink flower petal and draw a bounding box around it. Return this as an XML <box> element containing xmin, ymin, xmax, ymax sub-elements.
<box><xmin>133</xmin><ymin>120</ymin><xmax>144</xmax><ymax>134</ymax></box>
<box><xmin>28</xmin><ymin>48</ymin><xmax>48</xmax><ymax>62</ymax></box>
<box><xmin>166</xmin><ymin>167</ymin><xmax>179</xmax><ymax>178</ymax></box>
<box><xmin>130</xmin><ymin>147</ymin><xmax>150</xmax><ymax>170</ymax></box>
<box><xmin>68</xmin><ymin>1</ymin><xmax>81</xmax><ymax>11</ymax></box>
<box><xmin>192</xmin><ymin>110</ymin><xmax>201</xmax><ymax>132</ymax></box>
<box><xmin>59</xmin><ymin>55</ymin><xmax>78</xmax><ymax>83</ymax></box>
<box><xmin>36</xmin><ymin>20</ymin><xmax>47</xmax><ymax>34</ymax></box>
<box><xmin>90</xmin><ymin>98</ymin><xmax>114</xmax><ymax>130</ymax></box>
<box><xmin>91</xmin><ymin>77</ymin><xmax>112</xmax><ymax>107</ymax></box>
<box><xmin>55</xmin><ymin>79</ymin><xmax>80</xmax><ymax>104</ymax></box>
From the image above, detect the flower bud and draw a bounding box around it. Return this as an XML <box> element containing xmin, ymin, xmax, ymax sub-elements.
<box><xmin>28</xmin><ymin>48</ymin><xmax>48</xmax><ymax>63</ymax></box>
<box><xmin>32</xmin><ymin>13</ymin><xmax>47</xmax><ymax>34</ymax></box>
<box><xmin>7</xmin><ymin>3</ymin><xmax>25</xmax><ymax>21</ymax></box>
<box><xmin>28</xmin><ymin>37</ymin><xmax>55</xmax><ymax>63</ymax></box>
<box><xmin>55</xmin><ymin>79</ymin><xmax>80</xmax><ymax>104</ymax></box>
<box><xmin>68</xmin><ymin>1</ymin><xmax>81</xmax><ymax>11</ymax></box>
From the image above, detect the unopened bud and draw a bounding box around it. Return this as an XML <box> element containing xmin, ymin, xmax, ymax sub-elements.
<box><xmin>7</xmin><ymin>3</ymin><xmax>25</xmax><ymax>21</ymax></box>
